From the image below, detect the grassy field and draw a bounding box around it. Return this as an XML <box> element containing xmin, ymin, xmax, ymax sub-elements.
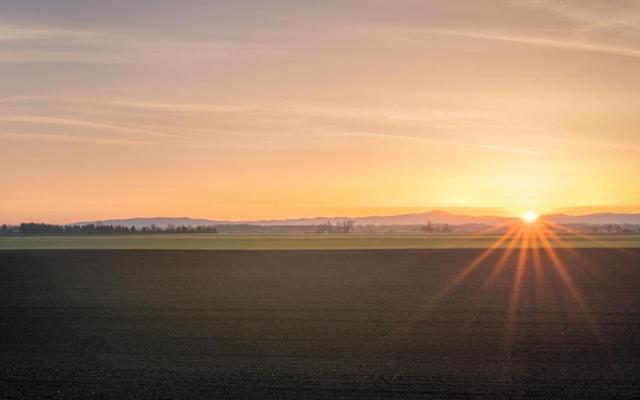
<box><xmin>1</xmin><ymin>248</ymin><xmax>639</xmax><ymax>398</ymax></box>
<box><xmin>1</xmin><ymin>233</ymin><xmax>640</xmax><ymax>250</ymax></box>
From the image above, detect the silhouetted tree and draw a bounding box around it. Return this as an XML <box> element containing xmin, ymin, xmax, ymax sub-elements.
<box><xmin>421</xmin><ymin>221</ymin><xmax>434</xmax><ymax>233</ymax></box>
<box><xmin>315</xmin><ymin>220</ymin><xmax>353</xmax><ymax>234</ymax></box>
<box><xmin>339</xmin><ymin>220</ymin><xmax>354</xmax><ymax>233</ymax></box>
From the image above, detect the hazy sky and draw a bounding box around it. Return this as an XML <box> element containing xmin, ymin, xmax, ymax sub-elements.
<box><xmin>2</xmin><ymin>0</ymin><xmax>640</xmax><ymax>223</ymax></box>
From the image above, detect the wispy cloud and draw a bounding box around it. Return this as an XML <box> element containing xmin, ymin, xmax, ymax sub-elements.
<box><xmin>0</xmin><ymin>95</ymin><xmax>538</xmax><ymax>155</ymax></box>
<box><xmin>0</xmin><ymin>22</ymin><xmax>128</xmax><ymax>64</ymax></box>
<box><xmin>0</xmin><ymin>19</ymin><xmax>270</xmax><ymax>64</ymax></box>
<box><xmin>478</xmin><ymin>143</ymin><xmax>540</xmax><ymax>156</ymax></box>
<box><xmin>0</xmin><ymin>115</ymin><xmax>180</xmax><ymax>138</ymax></box>
<box><xmin>0</xmin><ymin>94</ymin><xmax>503</xmax><ymax>125</ymax></box>
<box><xmin>407</xmin><ymin>28</ymin><xmax>640</xmax><ymax>58</ymax></box>
<box><xmin>513</xmin><ymin>0</ymin><xmax>640</xmax><ymax>29</ymax></box>
<box><xmin>0</xmin><ymin>132</ymin><xmax>153</xmax><ymax>147</ymax></box>
<box><xmin>519</xmin><ymin>133</ymin><xmax>640</xmax><ymax>152</ymax></box>
<box><xmin>0</xmin><ymin>23</ymin><xmax>99</xmax><ymax>41</ymax></box>
<box><xmin>345</xmin><ymin>131</ymin><xmax>540</xmax><ymax>156</ymax></box>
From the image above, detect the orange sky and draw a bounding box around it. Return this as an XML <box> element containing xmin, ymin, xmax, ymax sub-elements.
<box><xmin>2</xmin><ymin>1</ymin><xmax>640</xmax><ymax>223</ymax></box>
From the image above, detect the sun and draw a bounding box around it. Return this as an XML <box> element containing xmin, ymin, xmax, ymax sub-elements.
<box><xmin>522</xmin><ymin>210</ymin><xmax>538</xmax><ymax>224</ymax></box>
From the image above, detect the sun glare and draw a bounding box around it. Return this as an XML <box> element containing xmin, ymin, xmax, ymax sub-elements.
<box><xmin>522</xmin><ymin>210</ymin><xmax>538</xmax><ymax>224</ymax></box>
<box><xmin>422</xmin><ymin>216</ymin><xmax>601</xmax><ymax>358</ymax></box>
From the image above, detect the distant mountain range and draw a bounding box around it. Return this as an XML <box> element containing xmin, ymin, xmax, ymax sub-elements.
<box><xmin>73</xmin><ymin>210</ymin><xmax>640</xmax><ymax>229</ymax></box>
<box><xmin>544</xmin><ymin>213</ymin><xmax>640</xmax><ymax>225</ymax></box>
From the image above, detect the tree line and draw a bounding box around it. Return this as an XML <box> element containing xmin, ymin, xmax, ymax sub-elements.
<box><xmin>420</xmin><ymin>221</ymin><xmax>452</xmax><ymax>233</ymax></box>
<box><xmin>571</xmin><ymin>223</ymin><xmax>640</xmax><ymax>234</ymax></box>
<box><xmin>1</xmin><ymin>223</ymin><xmax>217</xmax><ymax>235</ymax></box>
<box><xmin>315</xmin><ymin>221</ymin><xmax>355</xmax><ymax>234</ymax></box>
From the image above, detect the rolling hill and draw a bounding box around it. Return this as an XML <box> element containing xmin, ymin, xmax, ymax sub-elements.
<box><xmin>73</xmin><ymin>210</ymin><xmax>640</xmax><ymax>229</ymax></box>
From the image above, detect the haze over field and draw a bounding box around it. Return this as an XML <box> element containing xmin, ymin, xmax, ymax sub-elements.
<box><xmin>73</xmin><ymin>210</ymin><xmax>640</xmax><ymax>228</ymax></box>
<box><xmin>2</xmin><ymin>1</ymin><xmax>640</xmax><ymax>224</ymax></box>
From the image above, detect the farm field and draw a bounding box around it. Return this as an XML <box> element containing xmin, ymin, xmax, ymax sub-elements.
<box><xmin>1</xmin><ymin>248</ymin><xmax>639</xmax><ymax>398</ymax></box>
<box><xmin>1</xmin><ymin>233</ymin><xmax>640</xmax><ymax>250</ymax></box>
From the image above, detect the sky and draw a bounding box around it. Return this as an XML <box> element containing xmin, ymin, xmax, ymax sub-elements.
<box><xmin>1</xmin><ymin>0</ymin><xmax>640</xmax><ymax>223</ymax></box>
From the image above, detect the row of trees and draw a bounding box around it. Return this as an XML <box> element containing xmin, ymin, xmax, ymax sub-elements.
<box><xmin>4</xmin><ymin>222</ymin><xmax>640</xmax><ymax>235</ymax></box>
<box><xmin>420</xmin><ymin>221</ymin><xmax>452</xmax><ymax>233</ymax></box>
<box><xmin>585</xmin><ymin>224</ymin><xmax>640</xmax><ymax>234</ymax></box>
<box><xmin>315</xmin><ymin>221</ymin><xmax>355</xmax><ymax>234</ymax></box>
<box><xmin>2</xmin><ymin>223</ymin><xmax>217</xmax><ymax>235</ymax></box>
